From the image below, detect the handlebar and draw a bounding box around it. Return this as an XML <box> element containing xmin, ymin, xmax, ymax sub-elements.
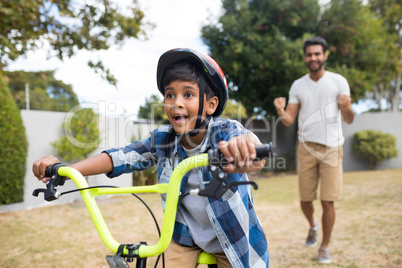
<box><xmin>32</xmin><ymin>143</ymin><xmax>272</xmax><ymax>263</ymax></box>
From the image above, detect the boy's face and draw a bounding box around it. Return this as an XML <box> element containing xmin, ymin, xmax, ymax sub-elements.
<box><xmin>163</xmin><ymin>80</ymin><xmax>218</xmax><ymax>135</ymax></box>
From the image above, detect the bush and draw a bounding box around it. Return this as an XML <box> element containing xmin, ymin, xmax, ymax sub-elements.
<box><xmin>352</xmin><ymin>130</ymin><xmax>398</xmax><ymax>169</ymax></box>
<box><xmin>132</xmin><ymin>167</ymin><xmax>158</xmax><ymax>186</ymax></box>
<box><xmin>130</xmin><ymin>131</ymin><xmax>158</xmax><ymax>186</ymax></box>
<box><xmin>0</xmin><ymin>74</ymin><xmax>28</xmax><ymax>204</ymax></box>
<box><xmin>52</xmin><ymin>108</ymin><xmax>100</xmax><ymax>163</ymax></box>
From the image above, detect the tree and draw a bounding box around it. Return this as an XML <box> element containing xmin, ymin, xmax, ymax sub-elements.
<box><xmin>0</xmin><ymin>74</ymin><xmax>28</xmax><ymax>204</ymax></box>
<box><xmin>368</xmin><ymin>0</ymin><xmax>402</xmax><ymax>112</ymax></box>
<box><xmin>202</xmin><ymin>0</ymin><xmax>321</xmax><ymax>117</ymax></box>
<box><xmin>318</xmin><ymin>0</ymin><xmax>400</xmax><ymax>106</ymax></box>
<box><xmin>202</xmin><ymin>0</ymin><xmax>398</xmax><ymax>116</ymax></box>
<box><xmin>0</xmin><ymin>0</ymin><xmax>153</xmax><ymax>85</ymax></box>
<box><xmin>52</xmin><ymin>108</ymin><xmax>100</xmax><ymax>163</ymax></box>
<box><xmin>138</xmin><ymin>94</ymin><xmax>169</xmax><ymax>123</ymax></box>
<box><xmin>4</xmin><ymin>70</ymin><xmax>79</xmax><ymax>111</ymax></box>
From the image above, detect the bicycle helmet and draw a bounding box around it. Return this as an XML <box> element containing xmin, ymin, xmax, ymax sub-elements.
<box><xmin>157</xmin><ymin>48</ymin><xmax>228</xmax><ymax>136</ymax></box>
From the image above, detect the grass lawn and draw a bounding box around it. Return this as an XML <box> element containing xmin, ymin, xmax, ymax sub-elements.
<box><xmin>1</xmin><ymin>169</ymin><xmax>401</xmax><ymax>267</ymax></box>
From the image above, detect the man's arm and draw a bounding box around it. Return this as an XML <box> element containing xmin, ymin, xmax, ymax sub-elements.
<box><xmin>338</xmin><ymin>94</ymin><xmax>354</xmax><ymax>124</ymax></box>
<box><xmin>274</xmin><ymin>97</ymin><xmax>300</xmax><ymax>127</ymax></box>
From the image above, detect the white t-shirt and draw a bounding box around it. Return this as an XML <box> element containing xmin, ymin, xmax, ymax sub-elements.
<box><xmin>288</xmin><ymin>71</ymin><xmax>350</xmax><ymax>147</ymax></box>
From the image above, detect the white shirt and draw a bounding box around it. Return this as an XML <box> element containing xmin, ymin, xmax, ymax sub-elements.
<box><xmin>288</xmin><ymin>71</ymin><xmax>351</xmax><ymax>147</ymax></box>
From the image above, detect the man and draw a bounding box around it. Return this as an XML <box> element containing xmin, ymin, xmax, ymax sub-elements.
<box><xmin>273</xmin><ymin>37</ymin><xmax>354</xmax><ymax>264</ymax></box>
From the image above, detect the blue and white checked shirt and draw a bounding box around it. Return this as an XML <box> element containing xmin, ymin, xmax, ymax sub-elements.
<box><xmin>104</xmin><ymin>118</ymin><xmax>269</xmax><ymax>267</ymax></box>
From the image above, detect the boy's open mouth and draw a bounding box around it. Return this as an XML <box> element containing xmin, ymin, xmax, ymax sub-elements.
<box><xmin>173</xmin><ymin>114</ymin><xmax>188</xmax><ymax>123</ymax></box>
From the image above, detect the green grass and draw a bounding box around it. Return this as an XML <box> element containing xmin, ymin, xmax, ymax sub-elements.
<box><xmin>0</xmin><ymin>169</ymin><xmax>401</xmax><ymax>267</ymax></box>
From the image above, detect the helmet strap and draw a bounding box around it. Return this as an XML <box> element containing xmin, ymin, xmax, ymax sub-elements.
<box><xmin>193</xmin><ymin>77</ymin><xmax>205</xmax><ymax>131</ymax></box>
<box><xmin>177</xmin><ymin>78</ymin><xmax>210</xmax><ymax>138</ymax></box>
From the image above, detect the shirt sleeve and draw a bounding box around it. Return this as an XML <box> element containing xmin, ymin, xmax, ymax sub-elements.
<box><xmin>338</xmin><ymin>75</ymin><xmax>351</xmax><ymax>96</ymax></box>
<box><xmin>213</xmin><ymin>119</ymin><xmax>252</xmax><ymax>142</ymax></box>
<box><xmin>288</xmin><ymin>81</ymin><xmax>299</xmax><ymax>104</ymax></box>
<box><xmin>102</xmin><ymin>135</ymin><xmax>157</xmax><ymax>178</ymax></box>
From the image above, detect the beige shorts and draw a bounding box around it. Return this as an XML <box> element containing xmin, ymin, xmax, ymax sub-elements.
<box><xmin>157</xmin><ymin>240</ymin><xmax>231</xmax><ymax>268</ymax></box>
<box><xmin>297</xmin><ymin>142</ymin><xmax>343</xmax><ymax>202</ymax></box>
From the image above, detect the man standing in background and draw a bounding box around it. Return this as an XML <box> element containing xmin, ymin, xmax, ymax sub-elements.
<box><xmin>273</xmin><ymin>36</ymin><xmax>354</xmax><ymax>264</ymax></box>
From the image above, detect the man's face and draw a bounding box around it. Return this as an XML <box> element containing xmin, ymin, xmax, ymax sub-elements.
<box><xmin>304</xmin><ymin>45</ymin><xmax>328</xmax><ymax>72</ymax></box>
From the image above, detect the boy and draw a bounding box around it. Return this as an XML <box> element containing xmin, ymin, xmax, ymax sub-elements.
<box><xmin>33</xmin><ymin>48</ymin><xmax>269</xmax><ymax>267</ymax></box>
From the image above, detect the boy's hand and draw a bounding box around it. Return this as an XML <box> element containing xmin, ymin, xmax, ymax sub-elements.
<box><xmin>32</xmin><ymin>155</ymin><xmax>60</xmax><ymax>183</ymax></box>
<box><xmin>218</xmin><ymin>133</ymin><xmax>265</xmax><ymax>173</ymax></box>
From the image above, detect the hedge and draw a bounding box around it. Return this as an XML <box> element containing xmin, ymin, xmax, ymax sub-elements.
<box><xmin>0</xmin><ymin>74</ymin><xmax>28</xmax><ymax>204</ymax></box>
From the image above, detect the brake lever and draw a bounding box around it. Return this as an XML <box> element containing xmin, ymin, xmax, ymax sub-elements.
<box><xmin>32</xmin><ymin>163</ymin><xmax>66</xmax><ymax>201</ymax></box>
<box><xmin>193</xmin><ymin>149</ymin><xmax>259</xmax><ymax>199</ymax></box>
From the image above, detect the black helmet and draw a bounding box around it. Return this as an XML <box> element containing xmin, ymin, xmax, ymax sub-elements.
<box><xmin>157</xmin><ymin>48</ymin><xmax>228</xmax><ymax>118</ymax></box>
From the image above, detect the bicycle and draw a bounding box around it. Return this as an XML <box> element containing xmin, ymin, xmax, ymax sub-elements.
<box><xmin>33</xmin><ymin>144</ymin><xmax>272</xmax><ymax>268</ymax></box>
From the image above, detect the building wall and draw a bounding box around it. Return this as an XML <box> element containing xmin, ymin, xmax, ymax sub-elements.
<box><xmin>1</xmin><ymin>111</ymin><xmax>401</xmax><ymax>212</ymax></box>
<box><xmin>0</xmin><ymin>110</ymin><xmax>150</xmax><ymax>213</ymax></box>
<box><xmin>244</xmin><ymin>113</ymin><xmax>402</xmax><ymax>172</ymax></box>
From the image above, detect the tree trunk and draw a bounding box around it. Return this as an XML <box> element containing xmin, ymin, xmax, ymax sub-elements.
<box><xmin>392</xmin><ymin>71</ymin><xmax>401</xmax><ymax>113</ymax></box>
<box><xmin>373</xmin><ymin>84</ymin><xmax>383</xmax><ymax>112</ymax></box>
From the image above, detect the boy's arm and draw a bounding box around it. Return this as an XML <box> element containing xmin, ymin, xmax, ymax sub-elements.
<box><xmin>32</xmin><ymin>153</ymin><xmax>113</xmax><ymax>183</ymax></box>
<box><xmin>218</xmin><ymin>133</ymin><xmax>266</xmax><ymax>173</ymax></box>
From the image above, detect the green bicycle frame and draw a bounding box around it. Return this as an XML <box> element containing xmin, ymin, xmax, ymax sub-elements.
<box><xmin>56</xmin><ymin>153</ymin><xmax>210</xmax><ymax>259</ymax></box>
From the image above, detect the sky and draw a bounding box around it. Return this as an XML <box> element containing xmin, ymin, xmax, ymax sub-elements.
<box><xmin>7</xmin><ymin>0</ymin><xmax>223</xmax><ymax>117</ymax></box>
<box><xmin>6</xmin><ymin>0</ymin><xmax>369</xmax><ymax>116</ymax></box>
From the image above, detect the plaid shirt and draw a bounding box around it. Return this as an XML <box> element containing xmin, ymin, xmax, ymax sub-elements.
<box><xmin>104</xmin><ymin>118</ymin><xmax>269</xmax><ymax>267</ymax></box>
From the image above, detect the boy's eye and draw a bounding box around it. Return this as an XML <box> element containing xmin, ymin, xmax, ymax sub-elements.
<box><xmin>165</xmin><ymin>92</ymin><xmax>174</xmax><ymax>98</ymax></box>
<box><xmin>184</xmin><ymin>92</ymin><xmax>194</xmax><ymax>97</ymax></box>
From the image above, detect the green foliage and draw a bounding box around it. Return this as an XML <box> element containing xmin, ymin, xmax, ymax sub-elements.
<box><xmin>318</xmin><ymin>0</ymin><xmax>399</xmax><ymax>102</ymax></box>
<box><xmin>352</xmin><ymin>129</ymin><xmax>398</xmax><ymax>169</ymax></box>
<box><xmin>130</xmin><ymin>130</ymin><xmax>158</xmax><ymax>186</ymax></box>
<box><xmin>202</xmin><ymin>0</ymin><xmax>319</xmax><ymax>116</ymax></box>
<box><xmin>202</xmin><ymin>0</ymin><xmax>400</xmax><ymax>116</ymax></box>
<box><xmin>368</xmin><ymin>0</ymin><xmax>401</xmax><ymax>112</ymax></box>
<box><xmin>0</xmin><ymin>0</ymin><xmax>154</xmax><ymax>85</ymax></box>
<box><xmin>4</xmin><ymin>70</ymin><xmax>79</xmax><ymax>111</ymax></box>
<box><xmin>138</xmin><ymin>94</ymin><xmax>169</xmax><ymax>123</ymax></box>
<box><xmin>52</xmin><ymin>108</ymin><xmax>100</xmax><ymax>163</ymax></box>
<box><xmin>221</xmin><ymin>99</ymin><xmax>247</xmax><ymax>120</ymax></box>
<box><xmin>132</xmin><ymin>167</ymin><xmax>158</xmax><ymax>186</ymax></box>
<box><xmin>0</xmin><ymin>74</ymin><xmax>28</xmax><ymax>204</ymax></box>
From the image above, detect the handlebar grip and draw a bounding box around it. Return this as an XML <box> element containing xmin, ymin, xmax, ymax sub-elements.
<box><xmin>44</xmin><ymin>163</ymin><xmax>67</xmax><ymax>186</ymax></box>
<box><xmin>33</xmin><ymin>163</ymin><xmax>66</xmax><ymax>201</ymax></box>
<box><xmin>45</xmin><ymin>163</ymin><xmax>63</xmax><ymax>178</ymax></box>
<box><xmin>254</xmin><ymin>143</ymin><xmax>272</xmax><ymax>159</ymax></box>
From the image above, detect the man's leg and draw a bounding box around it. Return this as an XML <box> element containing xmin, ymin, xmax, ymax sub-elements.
<box><xmin>300</xmin><ymin>201</ymin><xmax>316</xmax><ymax>228</ymax></box>
<box><xmin>320</xmin><ymin>200</ymin><xmax>335</xmax><ymax>248</ymax></box>
<box><xmin>317</xmin><ymin>145</ymin><xmax>343</xmax><ymax>263</ymax></box>
<box><xmin>297</xmin><ymin>143</ymin><xmax>320</xmax><ymax>247</ymax></box>
<box><xmin>297</xmin><ymin>143</ymin><xmax>319</xmax><ymax>229</ymax></box>
<box><xmin>319</xmin><ymin>145</ymin><xmax>342</xmax><ymax>249</ymax></box>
